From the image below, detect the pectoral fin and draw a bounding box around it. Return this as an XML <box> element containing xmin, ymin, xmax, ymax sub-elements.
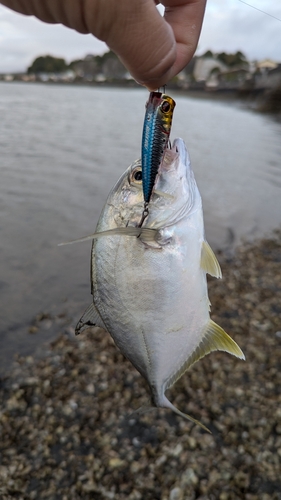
<box><xmin>153</xmin><ymin>189</ymin><xmax>175</xmax><ymax>200</ymax></box>
<box><xmin>59</xmin><ymin>227</ymin><xmax>158</xmax><ymax>246</ymax></box>
<box><xmin>75</xmin><ymin>303</ymin><xmax>106</xmax><ymax>336</ymax></box>
<box><xmin>200</xmin><ymin>240</ymin><xmax>222</xmax><ymax>278</ymax></box>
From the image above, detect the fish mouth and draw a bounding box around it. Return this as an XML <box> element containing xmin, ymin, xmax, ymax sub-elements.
<box><xmin>161</xmin><ymin>138</ymin><xmax>189</xmax><ymax>172</ymax></box>
<box><xmin>172</xmin><ymin>138</ymin><xmax>188</xmax><ymax>165</ymax></box>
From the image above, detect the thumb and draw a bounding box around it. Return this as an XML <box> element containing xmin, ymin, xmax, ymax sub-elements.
<box><xmin>91</xmin><ymin>0</ymin><xmax>176</xmax><ymax>90</ymax></box>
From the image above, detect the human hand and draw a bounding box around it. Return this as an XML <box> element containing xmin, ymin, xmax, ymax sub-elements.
<box><xmin>0</xmin><ymin>0</ymin><xmax>206</xmax><ymax>90</ymax></box>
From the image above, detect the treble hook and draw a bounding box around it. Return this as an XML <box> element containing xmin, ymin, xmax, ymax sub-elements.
<box><xmin>138</xmin><ymin>202</ymin><xmax>149</xmax><ymax>229</ymax></box>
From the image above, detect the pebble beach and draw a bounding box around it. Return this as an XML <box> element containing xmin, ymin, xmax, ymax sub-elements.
<box><xmin>1</xmin><ymin>232</ymin><xmax>281</xmax><ymax>500</ymax></box>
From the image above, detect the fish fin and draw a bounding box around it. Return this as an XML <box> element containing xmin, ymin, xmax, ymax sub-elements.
<box><xmin>202</xmin><ymin>319</ymin><xmax>245</xmax><ymax>360</ymax></box>
<box><xmin>160</xmin><ymin>395</ymin><xmax>211</xmax><ymax>433</ymax></box>
<box><xmin>200</xmin><ymin>240</ymin><xmax>222</xmax><ymax>278</ymax></box>
<box><xmin>58</xmin><ymin>234</ymin><xmax>97</xmax><ymax>246</ymax></box>
<box><xmin>153</xmin><ymin>189</ymin><xmax>175</xmax><ymax>200</ymax></box>
<box><xmin>58</xmin><ymin>227</ymin><xmax>158</xmax><ymax>246</ymax></box>
<box><xmin>75</xmin><ymin>303</ymin><xmax>106</xmax><ymax>336</ymax></box>
<box><xmin>89</xmin><ymin>226</ymin><xmax>160</xmax><ymax>246</ymax></box>
<box><xmin>166</xmin><ymin>319</ymin><xmax>245</xmax><ymax>390</ymax></box>
<box><xmin>126</xmin><ymin>406</ymin><xmax>156</xmax><ymax>420</ymax></box>
<box><xmin>127</xmin><ymin>400</ymin><xmax>210</xmax><ymax>433</ymax></box>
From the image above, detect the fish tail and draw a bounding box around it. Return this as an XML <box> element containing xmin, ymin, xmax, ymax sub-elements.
<box><xmin>158</xmin><ymin>394</ymin><xmax>211</xmax><ymax>433</ymax></box>
<box><xmin>126</xmin><ymin>397</ymin><xmax>210</xmax><ymax>433</ymax></box>
<box><xmin>126</xmin><ymin>405</ymin><xmax>157</xmax><ymax>420</ymax></box>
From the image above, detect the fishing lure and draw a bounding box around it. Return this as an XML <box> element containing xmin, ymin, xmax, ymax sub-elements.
<box><xmin>141</xmin><ymin>91</ymin><xmax>176</xmax><ymax>205</ymax></box>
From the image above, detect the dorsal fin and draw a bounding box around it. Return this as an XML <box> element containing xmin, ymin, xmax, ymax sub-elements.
<box><xmin>166</xmin><ymin>320</ymin><xmax>245</xmax><ymax>390</ymax></box>
<box><xmin>200</xmin><ymin>240</ymin><xmax>222</xmax><ymax>278</ymax></box>
<box><xmin>75</xmin><ymin>303</ymin><xmax>106</xmax><ymax>335</ymax></box>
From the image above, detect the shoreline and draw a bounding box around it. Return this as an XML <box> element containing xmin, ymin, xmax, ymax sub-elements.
<box><xmin>1</xmin><ymin>231</ymin><xmax>281</xmax><ymax>498</ymax></box>
<box><xmin>2</xmin><ymin>79</ymin><xmax>281</xmax><ymax>118</ymax></box>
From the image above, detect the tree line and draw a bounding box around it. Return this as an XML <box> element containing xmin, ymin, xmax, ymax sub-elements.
<box><xmin>27</xmin><ymin>50</ymin><xmax>249</xmax><ymax>74</ymax></box>
<box><xmin>27</xmin><ymin>51</ymin><xmax>119</xmax><ymax>74</ymax></box>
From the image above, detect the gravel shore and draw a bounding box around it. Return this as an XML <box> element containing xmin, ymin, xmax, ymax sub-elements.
<box><xmin>1</xmin><ymin>232</ymin><xmax>281</xmax><ymax>500</ymax></box>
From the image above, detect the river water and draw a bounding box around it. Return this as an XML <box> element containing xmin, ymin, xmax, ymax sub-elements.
<box><xmin>1</xmin><ymin>82</ymin><xmax>281</xmax><ymax>373</ymax></box>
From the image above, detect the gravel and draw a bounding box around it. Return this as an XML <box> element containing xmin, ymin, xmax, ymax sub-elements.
<box><xmin>1</xmin><ymin>232</ymin><xmax>281</xmax><ymax>500</ymax></box>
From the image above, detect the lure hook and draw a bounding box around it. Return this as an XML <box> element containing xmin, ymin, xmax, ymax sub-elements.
<box><xmin>138</xmin><ymin>203</ymin><xmax>149</xmax><ymax>228</ymax></box>
<box><xmin>157</xmin><ymin>85</ymin><xmax>167</xmax><ymax>93</ymax></box>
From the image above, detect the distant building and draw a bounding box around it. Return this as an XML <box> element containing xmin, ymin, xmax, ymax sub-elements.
<box><xmin>20</xmin><ymin>74</ymin><xmax>36</xmax><ymax>82</ymax></box>
<box><xmin>3</xmin><ymin>74</ymin><xmax>14</xmax><ymax>82</ymax></box>
<box><xmin>71</xmin><ymin>52</ymin><xmax>127</xmax><ymax>82</ymax></box>
<box><xmin>217</xmin><ymin>67</ymin><xmax>250</xmax><ymax>90</ymax></box>
<box><xmin>256</xmin><ymin>59</ymin><xmax>279</xmax><ymax>71</ymax></box>
<box><xmin>193</xmin><ymin>57</ymin><xmax>227</xmax><ymax>82</ymax></box>
<box><xmin>264</xmin><ymin>64</ymin><xmax>281</xmax><ymax>89</ymax></box>
<box><xmin>95</xmin><ymin>73</ymin><xmax>106</xmax><ymax>83</ymax></box>
<box><xmin>101</xmin><ymin>57</ymin><xmax>127</xmax><ymax>80</ymax></box>
<box><xmin>33</xmin><ymin>70</ymin><xmax>75</xmax><ymax>83</ymax></box>
<box><xmin>189</xmin><ymin>56</ymin><xmax>251</xmax><ymax>90</ymax></box>
<box><xmin>72</xmin><ymin>55</ymin><xmax>99</xmax><ymax>80</ymax></box>
<box><xmin>255</xmin><ymin>60</ymin><xmax>281</xmax><ymax>89</ymax></box>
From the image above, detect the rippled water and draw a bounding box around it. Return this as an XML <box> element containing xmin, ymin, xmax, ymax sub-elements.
<box><xmin>1</xmin><ymin>82</ymin><xmax>281</xmax><ymax>372</ymax></box>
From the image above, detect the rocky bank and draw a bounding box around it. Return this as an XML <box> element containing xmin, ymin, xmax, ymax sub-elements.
<box><xmin>0</xmin><ymin>233</ymin><xmax>281</xmax><ymax>500</ymax></box>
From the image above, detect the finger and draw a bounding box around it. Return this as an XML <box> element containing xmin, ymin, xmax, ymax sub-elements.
<box><xmin>0</xmin><ymin>0</ymin><xmax>176</xmax><ymax>89</ymax></box>
<box><xmin>0</xmin><ymin>0</ymin><xmax>89</xmax><ymax>31</ymax></box>
<box><xmin>163</xmin><ymin>0</ymin><xmax>207</xmax><ymax>78</ymax></box>
<box><xmin>107</xmin><ymin>0</ymin><xmax>176</xmax><ymax>90</ymax></box>
<box><xmin>88</xmin><ymin>0</ymin><xmax>177</xmax><ymax>90</ymax></box>
<box><xmin>90</xmin><ymin>0</ymin><xmax>206</xmax><ymax>89</ymax></box>
<box><xmin>0</xmin><ymin>0</ymin><xmax>206</xmax><ymax>90</ymax></box>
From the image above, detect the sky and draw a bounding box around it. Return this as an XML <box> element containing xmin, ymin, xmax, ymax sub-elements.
<box><xmin>0</xmin><ymin>0</ymin><xmax>280</xmax><ymax>73</ymax></box>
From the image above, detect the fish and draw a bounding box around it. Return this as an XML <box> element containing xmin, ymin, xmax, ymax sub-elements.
<box><xmin>141</xmin><ymin>91</ymin><xmax>176</xmax><ymax>204</ymax></box>
<box><xmin>74</xmin><ymin>138</ymin><xmax>245</xmax><ymax>431</ymax></box>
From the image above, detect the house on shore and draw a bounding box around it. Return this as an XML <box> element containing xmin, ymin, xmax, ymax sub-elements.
<box><xmin>255</xmin><ymin>60</ymin><xmax>281</xmax><ymax>90</ymax></box>
<box><xmin>177</xmin><ymin>53</ymin><xmax>281</xmax><ymax>92</ymax></box>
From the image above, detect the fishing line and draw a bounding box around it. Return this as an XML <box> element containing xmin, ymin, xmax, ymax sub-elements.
<box><xmin>238</xmin><ymin>0</ymin><xmax>281</xmax><ymax>22</ymax></box>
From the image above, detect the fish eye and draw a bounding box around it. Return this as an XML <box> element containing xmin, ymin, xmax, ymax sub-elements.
<box><xmin>130</xmin><ymin>168</ymin><xmax>142</xmax><ymax>183</ymax></box>
<box><xmin>161</xmin><ymin>101</ymin><xmax>171</xmax><ymax>113</ymax></box>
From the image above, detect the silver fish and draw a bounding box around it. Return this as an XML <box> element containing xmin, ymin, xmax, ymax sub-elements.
<box><xmin>74</xmin><ymin>138</ymin><xmax>245</xmax><ymax>431</ymax></box>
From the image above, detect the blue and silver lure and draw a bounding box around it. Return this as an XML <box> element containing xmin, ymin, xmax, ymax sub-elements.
<box><xmin>141</xmin><ymin>91</ymin><xmax>176</xmax><ymax>204</ymax></box>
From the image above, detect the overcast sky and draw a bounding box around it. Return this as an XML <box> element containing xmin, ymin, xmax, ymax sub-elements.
<box><xmin>0</xmin><ymin>0</ymin><xmax>280</xmax><ymax>73</ymax></box>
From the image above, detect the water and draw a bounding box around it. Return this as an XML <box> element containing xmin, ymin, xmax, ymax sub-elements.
<box><xmin>1</xmin><ymin>82</ymin><xmax>281</xmax><ymax>373</ymax></box>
